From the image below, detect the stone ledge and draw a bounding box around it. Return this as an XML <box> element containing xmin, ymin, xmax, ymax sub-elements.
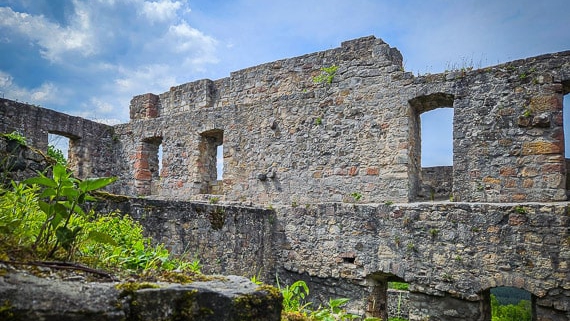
<box><xmin>0</xmin><ymin>271</ymin><xmax>282</xmax><ymax>321</ymax></box>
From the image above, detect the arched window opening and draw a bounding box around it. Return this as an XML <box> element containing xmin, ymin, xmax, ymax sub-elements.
<box><xmin>487</xmin><ymin>287</ymin><xmax>534</xmax><ymax>321</ymax></box>
<box><xmin>198</xmin><ymin>129</ymin><xmax>223</xmax><ymax>194</ymax></box>
<box><xmin>409</xmin><ymin>93</ymin><xmax>454</xmax><ymax>201</ymax></box>
<box><xmin>47</xmin><ymin>133</ymin><xmax>70</xmax><ymax>166</ymax></box>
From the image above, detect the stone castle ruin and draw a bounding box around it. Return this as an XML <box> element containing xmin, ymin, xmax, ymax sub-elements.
<box><xmin>1</xmin><ymin>36</ymin><xmax>569</xmax><ymax>320</ymax></box>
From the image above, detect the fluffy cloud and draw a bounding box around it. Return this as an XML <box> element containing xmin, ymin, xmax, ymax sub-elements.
<box><xmin>0</xmin><ymin>70</ymin><xmax>62</xmax><ymax>104</ymax></box>
<box><xmin>0</xmin><ymin>6</ymin><xmax>95</xmax><ymax>63</ymax></box>
<box><xmin>140</xmin><ymin>0</ymin><xmax>183</xmax><ymax>23</ymax></box>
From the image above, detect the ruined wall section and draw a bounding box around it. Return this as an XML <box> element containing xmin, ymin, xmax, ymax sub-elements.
<box><xmin>101</xmin><ymin>197</ymin><xmax>569</xmax><ymax>319</ymax></box>
<box><xmin>123</xmin><ymin>36</ymin><xmax>570</xmax><ymax>204</ymax></box>
<box><xmin>101</xmin><ymin>199</ymin><xmax>277</xmax><ymax>281</ymax></box>
<box><xmin>448</xmin><ymin>52</ymin><xmax>570</xmax><ymax>202</ymax></box>
<box><xmin>0</xmin><ymin>99</ymin><xmax>117</xmax><ymax>181</ymax></box>
<box><xmin>404</xmin><ymin>50</ymin><xmax>570</xmax><ymax>203</ymax></box>
<box><xmin>274</xmin><ymin>202</ymin><xmax>569</xmax><ymax>319</ymax></box>
<box><xmin>121</xmin><ymin>36</ymin><xmax>417</xmax><ymax>204</ymax></box>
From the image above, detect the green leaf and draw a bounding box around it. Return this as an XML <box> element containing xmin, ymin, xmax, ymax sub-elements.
<box><xmin>38</xmin><ymin>200</ymin><xmax>52</xmax><ymax>215</ymax></box>
<box><xmin>329</xmin><ymin>298</ymin><xmax>350</xmax><ymax>308</ymax></box>
<box><xmin>23</xmin><ymin>176</ymin><xmax>58</xmax><ymax>188</ymax></box>
<box><xmin>79</xmin><ymin>177</ymin><xmax>117</xmax><ymax>192</ymax></box>
<box><xmin>39</xmin><ymin>188</ymin><xmax>57</xmax><ymax>199</ymax></box>
<box><xmin>52</xmin><ymin>164</ymin><xmax>69</xmax><ymax>183</ymax></box>
<box><xmin>87</xmin><ymin>230</ymin><xmax>118</xmax><ymax>246</ymax></box>
<box><xmin>55</xmin><ymin>226</ymin><xmax>75</xmax><ymax>249</ymax></box>
<box><xmin>60</xmin><ymin>186</ymin><xmax>79</xmax><ymax>199</ymax></box>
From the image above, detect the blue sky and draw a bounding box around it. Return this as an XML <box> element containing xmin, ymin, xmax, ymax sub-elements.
<box><xmin>1</xmin><ymin>0</ymin><xmax>569</xmax><ymax>166</ymax></box>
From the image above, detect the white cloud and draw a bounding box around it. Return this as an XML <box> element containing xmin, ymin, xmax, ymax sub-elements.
<box><xmin>115</xmin><ymin>64</ymin><xmax>177</xmax><ymax>94</ymax></box>
<box><xmin>140</xmin><ymin>0</ymin><xmax>183</xmax><ymax>23</ymax></box>
<box><xmin>0</xmin><ymin>6</ymin><xmax>95</xmax><ymax>63</ymax></box>
<box><xmin>0</xmin><ymin>70</ymin><xmax>61</xmax><ymax>104</ymax></box>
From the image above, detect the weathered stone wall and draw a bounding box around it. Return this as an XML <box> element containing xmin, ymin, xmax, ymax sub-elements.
<box><xmin>101</xmin><ymin>199</ymin><xmax>277</xmax><ymax>281</ymax></box>
<box><xmin>116</xmin><ymin>36</ymin><xmax>415</xmax><ymax>203</ymax></box>
<box><xmin>100</xmin><ymin>197</ymin><xmax>569</xmax><ymax>320</ymax></box>
<box><xmin>418</xmin><ymin>166</ymin><xmax>453</xmax><ymax>201</ymax></box>
<box><xmin>272</xmin><ymin>202</ymin><xmax>569</xmax><ymax>320</ymax></box>
<box><xmin>113</xmin><ymin>36</ymin><xmax>570</xmax><ymax>204</ymax></box>
<box><xmin>0</xmin><ymin>136</ymin><xmax>49</xmax><ymax>185</ymax></box>
<box><xmin>0</xmin><ymin>99</ymin><xmax>118</xmax><ymax>181</ymax></box>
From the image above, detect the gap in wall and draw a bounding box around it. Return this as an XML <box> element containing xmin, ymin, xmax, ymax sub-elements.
<box><xmin>48</xmin><ymin>133</ymin><xmax>70</xmax><ymax>161</ymax></box>
<box><xmin>421</xmin><ymin>107</ymin><xmax>453</xmax><ymax>167</ymax></box>
<box><xmin>562</xmin><ymin>94</ymin><xmax>570</xmax><ymax>158</ymax></box>
<box><xmin>217</xmin><ymin>144</ymin><xmax>223</xmax><ymax>180</ymax></box>
<box><xmin>489</xmin><ymin>287</ymin><xmax>533</xmax><ymax>321</ymax></box>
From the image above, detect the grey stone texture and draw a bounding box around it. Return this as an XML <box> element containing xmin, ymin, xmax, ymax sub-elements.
<box><xmin>0</xmin><ymin>270</ymin><xmax>281</xmax><ymax>321</ymax></box>
<box><xmin>1</xmin><ymin>35</ymin><xmax>570</xmax><ymax>320</ymax></box>
<box><xmin>0</xmin><ymin>99</ymin><xmax>117</xmax><ymax>181</ymax></box>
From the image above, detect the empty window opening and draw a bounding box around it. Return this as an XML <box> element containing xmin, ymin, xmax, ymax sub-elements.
<box><xmin>198</xmin><ymin>129</ymin><xmax>223</xmax><ymax>194</ymax></box>
<box><xmin>489</xmin><ymin>287</ymin><xmax>534</xmax><ymax>321</ymax></box>
<box><xmin>217</xmin><ymin>144</ymin><xmax>224</xmax><ymax>180</ymax></box>
<box><xmin>420</xmin><ymin>108</ymin><xmax>453</xmax><ymax>167</ymax></box>
<box><xmin>562</xmin><ymin>89</ymin><xmax>570</xmax><ymax>195</ymax></box>
<box><xmin>409</xmin><ymin>93</ymin><xmax>455</xmax><ymax>201</ymax></box>
<box><xmin>562</xmin><ymin>93</ymin><xmax>570</xmax><ymax>158</ymax></box>
<box><xmin>158</xmin><ymin>143</ymin><xmax>163</xmax><ymax>175</ymax></box>
<box><xmin>134</xmin><ymin>137</ymin><xmax>162</xmax><ymax>196</ymax></box>
<box><xmin>48</xmin><ymin>133</ymin><xmax>70</xmax><ymax>165</ymax></box>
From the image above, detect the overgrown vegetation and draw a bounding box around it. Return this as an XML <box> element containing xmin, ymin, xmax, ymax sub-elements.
<box><xmin>47</xmin><ymin>145</ymin><xmax>67</xmax><ymax>166</ymax></box>
<box><xmin>0</xmin><ymin>161</ymin><xmax>198</xmax><ymax>274</ymax></box>
<box><xmin>278</xmin><ymin>278</ymin><xmax>381</xmax><ymax>321</ymax></box>
<box><xmin>491</xmin><ymin>294</ymin><xmax>532</xmax><ymax>321</ymax></box>
<box><xmin>313</xmin><ymin>65</ymin><xmax>339</xmax><ymax>85</ymax></box>
<box><xmin>1</xmin><ymin>131</ymin><xmax>27</xmax><ymax>146</ymax></box>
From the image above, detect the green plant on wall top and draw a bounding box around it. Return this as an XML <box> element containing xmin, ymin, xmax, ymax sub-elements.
<box><xmin>313</xmin><ymin>65</ymin><xmax>339</xmax><ymax>84</ymax></box>
<box><xmin>350</xmin><ymin>192</ymin><xmax>362</xmax><ymax>202</ymax></box>
<box><xmin>2</xmin><ymin>131</ymin><xmax>27</xmax><ymax>146</ymax></box>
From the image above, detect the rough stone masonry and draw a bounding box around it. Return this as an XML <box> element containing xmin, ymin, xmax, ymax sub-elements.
<box><xmin>1</xmin><ymin>35</ymin><xmax>569</xmax><ymax>320</ymax></box>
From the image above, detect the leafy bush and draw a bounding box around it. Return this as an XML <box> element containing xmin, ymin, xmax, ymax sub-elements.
<box><xmin>47</xmin><ymin>145</ymin><xmax>67</xmax><ymax>166</ymax></box>
<box><xmin>0</xmin><ymin>164</ymin><xmax>198</xmax><ymax>273</ymax></box>
<box><xmin>278</xmin><ymin>279</ymin><xmax>381</xmax><ymax>321</ymax></box>
<box><xmin>1</xmin><ymin>131</ymin><xmax>27</xmax><ymax>146</ymax></box>
<box><xmin>491</xmin><ymin>294</ymin><xmax>531</xmax><ymax>321</ymax></box>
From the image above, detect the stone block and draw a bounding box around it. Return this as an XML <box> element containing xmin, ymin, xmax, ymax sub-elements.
<box><xmin>521</xmin><ymin>141</ymin><xmax>561</xmax><ymax>155</ymax></box>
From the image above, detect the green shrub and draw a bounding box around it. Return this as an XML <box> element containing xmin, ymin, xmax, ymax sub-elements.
<box><xmin>47</xmin><ymin>145</ymin><xmax>67</xmax><ymax>166</ymax></box>
<box><xmin>0</xmin><ymin>164</ymin><xmax>198</xmax><ymax>274</ymax></box>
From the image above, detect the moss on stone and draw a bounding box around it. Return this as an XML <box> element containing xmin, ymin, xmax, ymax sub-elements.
<box><xmin>115</xmin><ymin>281</ymin><xmax>160</xmax><ymax>298</ymax></box>
<box><xmin>171</xmin><ymin>289</ymin><xmax>215</xmax><ymax>320</ymax></box>
<box><xmin>0</xmin><ymin>300</ymin><xmax>15</xmax><ymax>320</ymax></box>
<box><xmin>232</xmin><ymin>284</ymin><xmax>282</xmax><ymax>321</ymax></box>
